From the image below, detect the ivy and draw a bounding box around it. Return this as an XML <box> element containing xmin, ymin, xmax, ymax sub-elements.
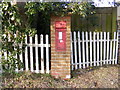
<box><xmin>1</xmin><ymin>2</ymin><xmax>36</xmax><ymax>73</ymax></box>
<box><xmin>24</xmin><ymin>2</ymin><xmax>97</xmax><ymax>33</ymax></box>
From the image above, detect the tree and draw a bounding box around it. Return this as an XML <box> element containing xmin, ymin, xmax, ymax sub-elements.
<box><xmin>24</xmin><ymin>2</ymin><xmax>96</xmax><ymax>33</ymax></box>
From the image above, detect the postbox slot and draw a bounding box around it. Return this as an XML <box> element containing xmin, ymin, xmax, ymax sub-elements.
<box><xmin>58</xmin><ymin>32</ymin><xmax>62</xmax><ymax>40</ymax></box>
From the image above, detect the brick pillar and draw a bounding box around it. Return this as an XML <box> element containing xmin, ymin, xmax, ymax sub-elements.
<box><xmin>50</xmin><ymin>16</ymin><xmax>71</xmax><ymax>79</ymax></box>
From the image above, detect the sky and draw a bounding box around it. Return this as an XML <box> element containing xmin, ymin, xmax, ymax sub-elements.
<box><xmin>58</xmin><ymin>0</ymin><xmax>120</xmax><ymax>7</ymax></box>
<box><xmin>1</xmin><ymin>0</ymin><xmax>120</xmax><ymax>7</ymax></box>
<box><xmin>49</xmin><ymin>0</ymin><xmax>120</xmax><ymax>7</ymax></box>
<box><xmin>93</xmin><ymin>0</ymin><xmax>120</xmax><ymax>7</ymax></box>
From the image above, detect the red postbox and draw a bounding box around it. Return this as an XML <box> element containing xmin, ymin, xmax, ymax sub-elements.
<box><xmin>55</xmin><ymin>21</ymin><xmax>66</xmax><ymax>51</ymax></box>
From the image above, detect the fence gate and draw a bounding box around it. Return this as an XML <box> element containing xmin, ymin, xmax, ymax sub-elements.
<box><xmin>71</xmin><ymin>31</ymin><xmax>119</xmax><ymax>70</ymax></box>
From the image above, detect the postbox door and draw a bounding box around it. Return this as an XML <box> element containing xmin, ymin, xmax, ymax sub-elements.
<box><xmin>55</xmin><ymin>30</ymin><xmax>66</xmax><ymax>51</ymax></box>
<box><xmin>55</xmin><ymin>21</ymin><xmax>66</xmax><ymax>51</ymax></box>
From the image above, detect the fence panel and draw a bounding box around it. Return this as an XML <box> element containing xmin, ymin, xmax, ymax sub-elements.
<box><xmin>71</xmin><ymin>31</ymin><xmax>119</xmax><ymax>70</ymax></box>
<box><xmin>24</xmin><ymin>34</ymin><xmax>50</xmax><ymax>73</ymax></box>
<box><xmin>2</xmin><ymin>34</ymin><xmax>50</xmax><ymax>74</ymax></box>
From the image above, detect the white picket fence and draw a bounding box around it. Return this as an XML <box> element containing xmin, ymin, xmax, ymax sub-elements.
<box><xmin>71</xmin><ymin>31</ymin><xmax>119</xmax><ymax>70</ymax></box>
<box><xmin>1</xmin><ymin>31</ymin><xmax>119</xmax><ymax>73</ymax></box>
<box><xmin>3</xmin><ymin>34</ymin><xmax>50</xmax><ymax>74</ymax></box>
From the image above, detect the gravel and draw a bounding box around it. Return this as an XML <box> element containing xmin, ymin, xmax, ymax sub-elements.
<box><xmin>1</xmin><ymin>65</ymin><xmax>119</xmax><ymax>88</ymax></box>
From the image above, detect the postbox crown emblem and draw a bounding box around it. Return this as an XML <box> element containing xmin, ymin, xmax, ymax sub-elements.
<box><xmin>55</xmin><ymin>21</ymin><xmax>66</xmax><ymax>29</ymax></box>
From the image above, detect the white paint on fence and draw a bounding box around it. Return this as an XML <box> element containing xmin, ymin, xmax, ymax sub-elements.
<box><xmin>85</xmin><ymin>32</ymin><xmax>89</xmax><ymax>67</ymax></box>
<box><xmin>30</xmin><ymin>36</ymin><xmax>34</xmax><ymax>72</ymax></box>
<box><xmin>78</xmin><ymin>31</ymin><xmax>82</xmax><ymax>69</ymax></box>
<box><xmin>100</xmin><ymin>32</ymin><xmax>103</xmax><ymax>66</ymax></box>
<box><xmin>35</xmin><ymin>35</ymin><xmax>39</xmax><ymax>73</ymax></box>
<box><xmin>93</xmin><ymin>32</ymin><xmax>96</xmax><ymax>66</ymax></box>
<box><xmin>71</xmin><ymin>31</ymin><xmax>119</xmax><ymax>70</ymax></box>
<box><xmin>74</xmin><ymin>32</ymin><xmax>78</xmax><ymax>69</ymax></box>
<box><xmin>106</xmin><ymin>32</ymin><xmax>109</xmax><ymax>64</ymax></box>
<box><xmin>40</xmin><ymin>34</ymin><xmax>44</xmax><ymax>73</ymax></box>
<box><xmin>23</xmin><ymin>34</ymin><xmax>50</xmax><ymax>73</ymax></box>
<box><xmin>89</xmin><ymin>32</ymin><xmax>92</xmax><ymax>66</ymax></box>
<box><xmin>82</xmin><ymin>32</ymin><xmax>85</xmax><ymax>68</ymax></box>
<box><xmin>2</xmin><ymin>34</ymin><xmax>51</xmax><ymax>73</ymax></box>
<box><xmin>2</xmin><ymin>32</ymin><xmax>119</xmax><ymax>72</ymax></box>
<box><xmin>97</xmin><ymin>32</ymin><xmax>99</xmax><ymax>66</ymax></box>
<box><xmin>112</xmin><ymin>32</ymin><xmax>116</xmax><ymax>64</ymax></box>
<box><xmin>25</xmin><ymin>36</ymin><xmax>29</xmax><ymax>71</ymax></box>
<box><xmin>25</xmin><ymin>34</ymin><xmax>50</xmax><ymax>73</ymax></box>
<box><xmin>46</xmin><ymin>35</ymin><xmax>49</xmax><ymax>74</ymax></box>
<box><xmin>103</xmin><ymin>32</ymin><xmax>106</xmax><ymax>64</ymax></box>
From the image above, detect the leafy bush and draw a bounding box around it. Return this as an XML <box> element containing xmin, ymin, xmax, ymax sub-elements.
<box><xmin>0</xmin><ymin>2</ymin><xmax>36</xmax><ymax>73</ymax></box>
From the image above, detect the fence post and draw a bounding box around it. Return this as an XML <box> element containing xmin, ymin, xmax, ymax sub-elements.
<box><xmin>82</xmin><ymin>32</ymin><xmax>85</xmax><ymax>68</ymax></box>
<box><xmin>112</xmin><ymin>32</ymin><xmax>116</xmax><ymax>64</ymax></box>
<box><xmin>50</xmin><ymin>15</ymin><xmax>71</xmax><ymax>79</ymax></box>
<box><xmin>73</xmin><ymin>32</ymin><xmax>78</xmax><ymax>69</ymax></box>
<box><xmin>78</xmin><ymin>31</ymin><xmax>82</xmax><ymax>68</ymax></box>
<box><xmin>25</xmin><ymin>36</ymin><xmax>29</xmax><ymax>71</ymax></box>
<box><xmin>40</xmin><ymin>34</ymin><xmax>44</xmax><ymax>73</ymax></box>
<box><xmin>89</xmin><ymin>32</ymin><xmax>92</xmax><ymax>66</ymax></box>
<box><xmin>46</xmin><ymin>35</ymin><xmax>49</xmax><ymax>74</ymax></box>
<box><xmin>35</xmin><ymin>34</ymin><xmax>39</xmax><ymax>73</ymax></box>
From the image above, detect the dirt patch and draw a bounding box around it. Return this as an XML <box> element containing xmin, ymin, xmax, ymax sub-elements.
<box><xmin>1</xmin><ymin>65</ymin><xmax>119</xmax><ymax>88</ymax></box>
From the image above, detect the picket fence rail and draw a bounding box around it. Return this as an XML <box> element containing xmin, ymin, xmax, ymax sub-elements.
<box><xmin>3</xmin><ymin>34</ymin><xmax>50</xmax><ymax>74</ymax></box>
<box><xmin>71</xmin><ymin>31</ymin><xmax>119</xmax><ymax>70</ymax></box>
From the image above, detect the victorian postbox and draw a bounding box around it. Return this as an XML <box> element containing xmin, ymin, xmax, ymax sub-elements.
<box><xmin>55</xmin><ymin>21</ymin><xmax>66</xmax><ymax>51</ymax></box>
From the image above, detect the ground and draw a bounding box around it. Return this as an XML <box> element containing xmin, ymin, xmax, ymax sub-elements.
<box><xmin>1</xmin><ymin>65</ymin><xmax>119</xmax><ymax>88</ymax></box>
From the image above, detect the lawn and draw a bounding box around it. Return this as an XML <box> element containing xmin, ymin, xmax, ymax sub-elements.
<box><xmin>1</xmin><ymin>65</ymin><xmax>119</xmax><ymax>88</ymax></box>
